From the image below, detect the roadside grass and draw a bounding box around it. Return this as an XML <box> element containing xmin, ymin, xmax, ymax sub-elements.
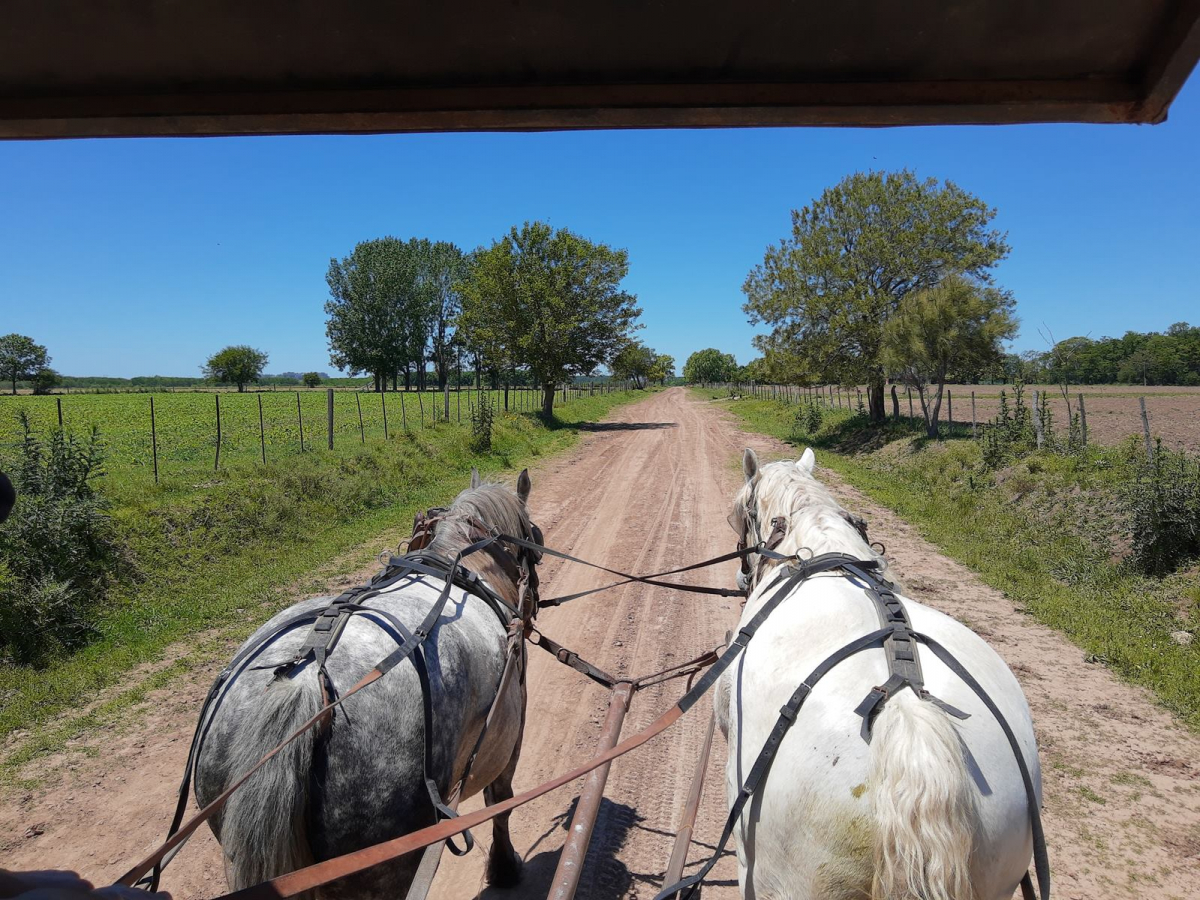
<box><xmin>693</xmin><ymin>387</ymin><xmax>1200</xmax><ymax>730</ymax></box>
<box><xmin>0</xmin><ymin>391</ymin><xmax>646</xmax><ymax>777</ymax></box>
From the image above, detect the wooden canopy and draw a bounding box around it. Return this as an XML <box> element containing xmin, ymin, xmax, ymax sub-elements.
<box><xmin>3</xmin><ymin>1</ymin><xmax>1199</xmax><ymax>138</ymax></box>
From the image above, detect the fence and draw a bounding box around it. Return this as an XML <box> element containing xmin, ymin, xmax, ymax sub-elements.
<box><xmin>703</xmin><ymin>381</ymin><xmax>1184</xmax><ymax>458</ymax></box>
<box><xmin>0</xmin><ymin>381</ymin><xmax>633</xmax><ymax>485</ymax></box>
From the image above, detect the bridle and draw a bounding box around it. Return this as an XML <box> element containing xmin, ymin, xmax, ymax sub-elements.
<box><xmin>406</xmin><ymin>505</ymin><xmax>544</xmax><ymax>622</ymax></box>
<box><xmin>731</xmin><ymin>488</ymin><xmax>789</xmax><ymax>592</ymax></box>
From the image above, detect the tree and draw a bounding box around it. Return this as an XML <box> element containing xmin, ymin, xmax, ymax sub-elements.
<box><xmin>325</xmin><ymin>237</ymin><xmax>424</xmax><ymax>392</ymax></box>
<box><xmin>611</xmin><ymin>342</ymin><xmax>657</xmax><ymax>388</ymax></box>
<box><xmin>31</xmin><ymin>367</ymin><xmax>61</xmax><ymax>395</ymax></box>
<box><xmin>302</xmin><ymin>372</ymin><xmax>322</xmax><ymax>388</ymax></box>
<box><xmin>651</xmin><ymin>353</ymin><xmax>675</xmax><ymax>385</ymax></box>
<box><xmin>0</xmin><ymin>334</ymin><xmax>50</xmax><ymax>395</ymax></box>
<box><xmin>682</xmin><ymin>348</ymin><xmax>737</xmax><ymax>384</ymax></box>
<box><xmin>202</xmin><ymin>345</ymin><xmax>268</xmax><ymax>392</ymax></box>
<box><xmin>743</xmin><ymin>170</ymin><xmax>1010</xmax><ymax>423</ymax></box>
<box><xmin>426</xmin><ymin>242</ymin><xmax>470</xmax><ymax>390</ymax></box>
<box><xmin>458</xmin><ymin>222</ymin><xmax>641</xmax><ymax>417</ymax></box>
<box><xmin>882</xmin><ymin>275</ymin><xmax>1017</xmax><ymax>437</ymax></box>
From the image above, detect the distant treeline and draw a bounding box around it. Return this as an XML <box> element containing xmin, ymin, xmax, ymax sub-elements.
<box><xmin>1005</xmin><ymin>322</ymin><xmax>1200</xmax><ymax>386</ymax></box>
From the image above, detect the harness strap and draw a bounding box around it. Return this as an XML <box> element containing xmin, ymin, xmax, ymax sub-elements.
<box><xmin>654</xmin><ymin>625</ymin><xmax>898</xmax><ymax>900</ymax></box>
<box><xmin>916</xmin><ymin>634</ymin><xmax>1050</xmax><ymax>900</ymax></box>
<box><xmin>844</xmin><ymin>562</ymin><xmax>969</xmax><ymax>742</ymax></box>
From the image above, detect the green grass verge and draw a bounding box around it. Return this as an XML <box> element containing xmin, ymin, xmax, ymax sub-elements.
<box><xmin>0</xmin><ymin>391</ymin><xmax>647</xmax><ymax>779</ymax></box>
<box><xmin>694</xmin><ymin>387</ymin><xmax>1200</xmax><ymax>730</ymax></box>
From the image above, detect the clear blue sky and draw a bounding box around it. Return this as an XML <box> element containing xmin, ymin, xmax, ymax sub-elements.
<box><xmin>2</xmin><ymin>77</ymin><xmax>1198</xmax><ymax>379</ymax></box>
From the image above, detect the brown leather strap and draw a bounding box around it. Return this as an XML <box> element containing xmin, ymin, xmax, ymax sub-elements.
<box><xmin>211</xmin><ymin>706</ymin><xmax>683</xmax><ymax>900</ymax></box>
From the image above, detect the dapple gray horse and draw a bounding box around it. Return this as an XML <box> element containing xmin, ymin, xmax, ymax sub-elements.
<box><xmin>195</xmin><ymin>470</ymin><xmax>538</xmax><ymax>898</ymax></box>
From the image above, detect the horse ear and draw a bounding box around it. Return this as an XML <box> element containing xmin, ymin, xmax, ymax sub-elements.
<box><xmin>742</xmin><ymin>448</ymin><xmax>759</xmax><ymax>483</ymax></box>
<box><xmin>798</xmin><ymin>447</ymin><xmax>816</xmax><ymax>474</ymax></box>
<box><xmin>517</xmin><ymin>468</ymin><xmax>532</xmax><ymax>503</ymax></box>
<box><xmin>470</xmin><ymin>468</ymin><xmax>481</xmax><ymax>489</ymax></box>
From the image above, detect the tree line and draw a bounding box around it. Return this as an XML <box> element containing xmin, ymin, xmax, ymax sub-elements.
<box><xmin>325</xmin><ymin>221</ymin><xmax>665</xmax><ymax>416</ymax></box>
<box><xmin>1005</xmin><ymin>324</ymin><xmax>1200</xmax><ymax>386</ymax></box>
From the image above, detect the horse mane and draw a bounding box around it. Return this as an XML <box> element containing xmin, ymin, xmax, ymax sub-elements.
<box><xmin>736</xmin><ymin>458</ymin><xmax>889</xmax><ymax>578</ymax></box>
<box><xmin>427</xmin><ymin>481</ymin><xmax>532</xmax><ymax>560</ymax></box>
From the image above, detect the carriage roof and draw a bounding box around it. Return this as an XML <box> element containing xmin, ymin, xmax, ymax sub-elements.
<box><xmin>3</xmin><ymin>0</ymin><xmax>1199</xmax><ymax>139</ymax></box>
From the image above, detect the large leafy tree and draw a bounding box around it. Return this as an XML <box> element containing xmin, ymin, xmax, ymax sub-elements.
<box><xmin>611</xmin><ymin>341</ymin><xmax>657</xmax><ymax>389</ymax></box>
<box><xmin>682</xmin><ymin>348</ymin><xmax>737</xmax><ymax>383</ymax></box>
<box><xmin>882</xmin><ymin>275</ymin><xmax>1017</xmax><ymax>437</ymax></box>
<box><xmin>0</xmin><ymin>334</ymin><xmax>50</xmax><ymax>395</ymax></box>
<box><xmin>425</xmin><ymin>242</ymin><xmax>469</xmax><ymax>390</ymax></box>
<box><xmin>743</xmin><ymin>170</ymin><xmax>1010</xmax><ymax>423</ymax></box>
<box><xmin>651</xmin><ymin>353</ymin><xmax>675</xmax><ymax>385</ymax></box>
<box><xmin>325</xmin><ymin>238</ymin><xmax>421</xmax><ymax>392</ymax></box>
<box><xmin>458</xmin><ymin>222</ymin><xmax>641</xmax><ymax>416</ymax></box>
<box><xmin>203</xmin><ymin>345</ymin><xmax>268</xmax><ymax>391</ymax></box>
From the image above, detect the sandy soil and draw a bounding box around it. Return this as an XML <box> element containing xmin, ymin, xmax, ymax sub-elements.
<box><xmin>3</xmin><ymin>388</ymin><xmax>1198</xmax><ymax>899</ymax></box>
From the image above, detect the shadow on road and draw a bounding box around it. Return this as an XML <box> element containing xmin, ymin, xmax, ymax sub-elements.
<box><xmin>574</xmin><ymin>421</ymin><xmax>677</xmax><ymax>432</ymax></box>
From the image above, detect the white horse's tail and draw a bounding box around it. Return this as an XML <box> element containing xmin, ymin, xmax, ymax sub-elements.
<box><xmin>220</xmin><ymin>668</ymin><xmax>321</xmax><ymax>891</ymax></box>
<box><xmin>870</xmin><ymin>692</ymin><xmax>978</xmax><ymax>900</ymax></box>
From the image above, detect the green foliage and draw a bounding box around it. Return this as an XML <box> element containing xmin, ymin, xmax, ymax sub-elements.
<box><xmin>0</xmin><ymin>417</ymin><xmax>130</xmax><ymax>664</ymax></box>
<box><xmin>31</xmin><ymin>367</ymin><xmax>61</xmax><ymax>395</ymax></box>
<box><xmin>682</xmin><ymin>348</ymin><xmax>738</xmax><ymax>383</ymax></box>
<box><xmin>793</xmin><ymin>401</ymin><xmax>824</xmax><ymax>436</ymax></box>
<box><xmin>742</xmin><ymin>170</ymin><xmax>1009</xmax><ymax>420</ymax></box>
<box><xmin>202</xmin><ymin>345</ymin><xmax>268</xmax><ymax>392</ymax></box>
<box><xmin>0</xmin><ymin>334</ymin><xmax>50</xmax><ymax>395</ymax></box>
<box><xmin>611</xmin><ymin>341</ymin><xmax>658</xmax><ymax>388</ymax></box>
<box><xmin>301</xmin><ymin>372</ymin><xmax>322</xmax><ymax>388</ymax></box>
<box><xmin>1012</xmin><ymin>322</ymin><xmax>1200</xmax><ymax>386</ymax></box>
<box><xmin>458</xmin><ymin>221</ymin><xmax>641</xmax><ymax>416</ymax></box>
<box><xmin>882</xmin><ymin>275</ymin><xmax>1018</xmax><ymax>437</ymax></box>
<box><xmin>651</xmin><ymin>353</ymin><xmax>675</xmax><ymax>385</ymax></box>
<box><xmin>1124</xmin><ymin>447</ymin><xmax>1200</xmax><ymax>576</ymax></box>
<box><xmin>469</xmin><ymin>392</ymin><xmax>495</xmax><ymax>452</ymax></box>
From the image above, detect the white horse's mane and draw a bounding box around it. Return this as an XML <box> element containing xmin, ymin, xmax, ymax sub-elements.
<box><xmin>735</xmin><ymin>448</ymin><xmax>889</xmax><ymax>582</ymax></box>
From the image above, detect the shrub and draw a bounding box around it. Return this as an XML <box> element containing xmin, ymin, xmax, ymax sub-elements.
<box><xmin>793</xmin><ymin>401</ymin><xmax>824</xmax><ymax>436</ymax></box>
<box><xmin>1124</xmin><ymin>446</ymin><xmax>1200</xmax><ymax>576</ymax></box>
<box><xmin>470</xmin><ymin>392</ymin><xmax>494</xmax><ymax>453</ymax></box>
<box><xmin>0</xmin><ymin>416</ymin><xmax>131</xmax><ymax>664</ymax></box>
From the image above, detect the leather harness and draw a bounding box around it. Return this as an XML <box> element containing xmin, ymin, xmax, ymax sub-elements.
<box><xmin>139</xmin><ymin>507</ymin><xmax>542</xmax><ymax>891</ymax></box>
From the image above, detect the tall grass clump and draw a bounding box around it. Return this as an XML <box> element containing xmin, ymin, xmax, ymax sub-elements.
<box><xmin>0</xmin><ymin>416</ymin><xmax>131</xmax><ymax>664</ymax></box>
<box><xmin>1124</xmin><ymin>443</ymin><xmax>1200</xmax><ymax>576</ymax></box>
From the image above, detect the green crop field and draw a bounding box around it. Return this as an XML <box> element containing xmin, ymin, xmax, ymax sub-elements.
<box><xmin>0</xmin><ymin>386</ymin><xmax>603</xmax><ymax>499</ymax></box>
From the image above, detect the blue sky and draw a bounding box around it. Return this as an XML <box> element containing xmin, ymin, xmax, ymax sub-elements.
<box><xmin>2</xmin><ymin>76</ymin><xmax>1198</xmax><ymax>379</ymax></box>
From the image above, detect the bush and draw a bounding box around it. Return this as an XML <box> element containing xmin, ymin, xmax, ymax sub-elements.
<box><xmin>1124</xmin><ymin>446</ymin><xmax>1200</xmax><ymax>576</ymax></box>
<box><xmin>470</xmin><ymin>393</ymin><xmax>494</xmax><ymax>453</ymax></box>
<box><xmin>302</xmin><ymin>372</ymin><xmax>322</xmax><ymax>388</ymax></box>
<box><xmin>793</xmin><ymin>401</ymin><xmax>824</xmax><ymax>436</ymax></box>
<box><xmin>0</xmin><ymin>416</ymin><xmax>130</xmax><ymax>664</ymax></box>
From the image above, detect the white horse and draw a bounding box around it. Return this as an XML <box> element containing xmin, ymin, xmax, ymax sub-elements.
<box><xmin>716</xmin><ymin>448</ymin><xmax>1041</xmax><ymax>900</ymax></box>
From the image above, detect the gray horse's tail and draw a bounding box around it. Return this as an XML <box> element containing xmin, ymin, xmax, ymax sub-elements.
<box><xmin>221</xmin><ymin>667</ymin><xmax>322</xmax><ymax>892</ymax></box>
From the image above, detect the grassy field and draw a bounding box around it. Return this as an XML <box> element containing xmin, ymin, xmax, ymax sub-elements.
<box><xmin>0</xmin><ymin>386</ymin><xmax>594</xmax><ymax>498</ymax></box>
<box><xmin>694</xmin><ymin>387</ymin><xmax>1200</xmax><ymax>730</ymax></box>
<box><xmin>0</xmin><ymin>388</ymin><xmax>644</xmax><ymax>775</ymax></box>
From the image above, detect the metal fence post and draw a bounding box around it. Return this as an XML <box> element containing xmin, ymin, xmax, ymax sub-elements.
<box><xmin>150</xmin><ymin>396</ymin><xmax>159</xmax><ymax>483</ymax></box>
<box><xmin>214</xmin><ymin>393</ymin><xmax>222</xmax><ymax>470</ymax></box>
<box><xmin>1078</xmin><ymin>392</ymin><xmax>1087</xmax><ymax>447</ymax></box>
<box><xmin>258</xmin><ymin>394</ymin><xmax>267</xmax><ymax>463</ymax></box>
<box><xmin>296</xmin><ymin>391</ymin><xmax>305</xmax><ymax>451</ymax></box>
<box><xmin>327</xmin><ymin>388</ymin><xmax>335</xmax><ymax>450</ymax></box>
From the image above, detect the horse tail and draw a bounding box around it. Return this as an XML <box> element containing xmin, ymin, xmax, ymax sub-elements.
<box><xmin>220</xmin><ymin>667</ymin><xmax>321</xmax><ymax>892</ymax></box>
<box><xmin>870</xmin><ymin>691</ymin><xmax>977</xmax><ymax>900</ymax></box>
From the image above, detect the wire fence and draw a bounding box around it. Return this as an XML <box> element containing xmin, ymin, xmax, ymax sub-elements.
<box><xmin>0</xmin><ymin>382</ymin><xmax>632</xmax><ymax>484</ymax></box>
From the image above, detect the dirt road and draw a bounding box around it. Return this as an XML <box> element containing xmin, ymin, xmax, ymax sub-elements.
<box><xmin>3</xmin><ymin>388</ymin><xmax>1198</xmax><ymax>899</ymax></box>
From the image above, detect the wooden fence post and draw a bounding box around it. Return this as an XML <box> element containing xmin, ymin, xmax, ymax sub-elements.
<box><xmin>1139</xmin><ymin>397</ymin><xmax>1153</xmax><ymax>462</ymax></box>
<box><xmin>1077</xmin><ymin>392</ymin><xmax>1087</xmax><ymax>447</ymax></box>
<box><xmin>381</xmin><ymin>391</ymin><xmax>389</xmax><ymax>440</ymax></box>
<box><xmin>214</xmin><ymin>393</ymin><xmax>222</xmax><ymax>470</ymax></box>
<box><xmin>356</xmin><ymin>392</ymin><xmax>365</xmax><ymax>443</ymax></box>
<box><xmin>327</xmin><ymin>389</ymin><xmax>335</xmax><ymax>450</ymax></box>
<box><xmin>150</xmin><ymin>396</ymin><xmax>159</xmax><ymax>483</ymax></box>
<box><xmin>417</xmin><ymin>389</ymin><xmax>424</xmax><ymax>427</ymax></box>
<box><xmin>891</xmin><ymin>384</ymin><xmax>899</xmax><ymax>419</ymax></box>
<box><xmin>258</xmin><ymin>394</ymin><xmax>267</xmax><ymax>464</ymax></box>
<box><xmin>296</xmin><ymin>391</ymin><xmax>305</xmax><ymax>451</ymax></box>
<box><xmin>907</xmin><ymin>387</ymin><xmax>913</xmax><ymax>418</ymax></box>
<box><xmin>445</xmin><ymin>382</ymin><xmax>451</xmax><ymax>420</ymax></box>
<box><xmin>971</xmin><ymin>391</ymin><xmax>977</xmax><ymax>439</ymax></box>
<box><xmin>57</xmin><ymin>396</ymin><xmax>63</xmax><ymax>428</ymax></box>
<box><xmin>947</xmin><ymin>389</ymin><xmax>952</xmax><ymax>428</ymax></box>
